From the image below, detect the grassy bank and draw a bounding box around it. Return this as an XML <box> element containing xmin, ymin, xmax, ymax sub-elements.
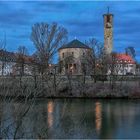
<box><xmin>0</xmin><ymin>75</ymin><xmax>140</xmax><ymax>99</ymax></box>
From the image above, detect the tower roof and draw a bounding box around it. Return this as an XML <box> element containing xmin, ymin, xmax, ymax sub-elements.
<box><xmin>103</xmin><ymin>7</ymin><xmax>113</xmax><ymax>17</ymax></box>
<box><xmin>58</xmin><ymin>39</ymin><xmax>91</xmax><ymax>50</ymax></box>
<box><xmin>103</xmin><ymin>13</ymin><xmax>113</xmax><ymax>17</ymax></box>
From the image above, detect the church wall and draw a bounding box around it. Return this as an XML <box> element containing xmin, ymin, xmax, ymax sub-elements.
<box><xmin>58</xmin><ymin>48</ymin><xmax>91</xmax><ymax>75</ymax></box>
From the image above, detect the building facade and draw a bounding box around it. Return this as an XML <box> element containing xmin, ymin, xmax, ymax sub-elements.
<box><xmin>58</xmin><ymin>39</ymin><xmax>92</xmax><ymax>75</ymax></box>
<box><xmin>0</xmin><ymin>50</ymin><xmax>17</xmax><ymax>75</ymax></box>
<box><xmin>107</xmin><ymin>53</ymin><xmax>136</xmax><ymax>75</ymax></box>
<box><xmin>0</xmin><ymin>50</ymin><xmax>35</xmax><ymax>76</ymax></box>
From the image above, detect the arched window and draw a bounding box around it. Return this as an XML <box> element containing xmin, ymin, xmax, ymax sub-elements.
<box><xmin>62</xmin><ymin>53</ymin><xmax>64</xmax><ymax>58</ymax></box>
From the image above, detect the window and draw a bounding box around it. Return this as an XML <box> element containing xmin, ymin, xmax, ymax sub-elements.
<box><xmin>107</xmin><ymin>15</ymin><xmax>110</xmax><ymax>22</ymax></box>
<box><xmin>74</xmin><ymin>64</ymin><xmax>76</xmax><ymax>70</ymax></box>
<box><xmin>62</xmin><ymin>53</ymin><xmax>64</xmax><ymax>58</ymax></box>
<box><xmin>72</xmin><ymin>52</ymin><xmax>74</xmax><ymax>56</ymax></box>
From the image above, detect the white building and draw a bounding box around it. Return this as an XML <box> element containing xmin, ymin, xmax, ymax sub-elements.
<box><xmin>0</xmin><ymin>50</ymin><xmax>16</xmax><ymax>75</ymax></box>
<box><xmin>107</xmin><ymin>53</ymin><xmax>136</xmax><ymax>75</ymax></box>
<box><xmin>0</xmin><ymin>50</ymin><xmax>35</xmax><ymax>76</ymax></box>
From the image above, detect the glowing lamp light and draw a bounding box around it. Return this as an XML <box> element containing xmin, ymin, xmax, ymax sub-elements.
<box><xmin>70</xmin><ymin>66</ymin><xmax>73</xmax><ymax>70</ymax></box>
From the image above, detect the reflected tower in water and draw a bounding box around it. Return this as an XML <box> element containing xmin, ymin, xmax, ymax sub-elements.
<box><xmin>95</xmin><ymin>102</ymin><xmax>102</xmax><ymax>134</ymax></box>
<box><xmin>47</xmin><ymin>101</ymin><xmax>54</xmax><ymax>128</ymax></box>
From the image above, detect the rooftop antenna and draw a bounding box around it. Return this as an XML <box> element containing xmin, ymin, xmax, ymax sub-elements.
<box><xmin>107</xmin><ymin>6</ymin><xmax>110</xmax><ymax>14</ymax></box>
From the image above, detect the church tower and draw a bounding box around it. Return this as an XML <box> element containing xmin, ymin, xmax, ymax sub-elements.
<box><xmin>103</xmin><ymin>7</ymin><xmax>113</xmax><ymax>54</ymax></box>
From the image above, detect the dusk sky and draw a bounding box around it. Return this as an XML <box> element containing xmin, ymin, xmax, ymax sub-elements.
<box><xmin>0</xmin><ymin>1</ymin><xmax>140</xmax><ymax>61</ymax></box>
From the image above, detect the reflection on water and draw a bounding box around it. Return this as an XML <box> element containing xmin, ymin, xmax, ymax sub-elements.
<box><xmin>95</xmin><ymin>102</ymin><xmax>102</xmax><ymax>134</ymax></box>
<box><xmin>0</xmin><ymin>99</ymin><xmax>140</xmax><ymax>139</ymax></box>
<box><xmin>47</xmin><ymin>101</ymin><xmax>54</xmax><ymax>128</ymax></box>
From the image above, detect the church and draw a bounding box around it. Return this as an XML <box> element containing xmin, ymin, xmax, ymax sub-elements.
<box><xmin>58</xmin><ymin>9</ymin><xmax>136</xmax><ymax>75</ymax></box>
<box><xmin>58</xmin><ymin>39</ymin><xmax>92</xmax><ymax>75</ymax></box>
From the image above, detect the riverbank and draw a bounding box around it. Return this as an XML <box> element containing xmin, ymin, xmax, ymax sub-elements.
<box><xmin>0</xmin><ymin>76</ymin><xmax>140</xmax><ymax>99</ymax></box>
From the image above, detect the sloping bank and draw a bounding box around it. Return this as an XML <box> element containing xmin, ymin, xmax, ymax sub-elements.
<box><xmin>0</xmin><ymin>79</ymin><xmax>140</xmax><ymax>99</ymax></box>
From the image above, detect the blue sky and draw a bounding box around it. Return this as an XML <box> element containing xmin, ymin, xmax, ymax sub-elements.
<box><xmin>0</xmin><ymin>1</ymin><xmax>140</xmax><ymax>61</ymax></box>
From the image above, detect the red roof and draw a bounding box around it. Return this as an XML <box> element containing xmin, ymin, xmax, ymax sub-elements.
<box><xmin>114</xmin><ymin>53</ymin><xmax>135</xmax><ymax>64</ymax></box>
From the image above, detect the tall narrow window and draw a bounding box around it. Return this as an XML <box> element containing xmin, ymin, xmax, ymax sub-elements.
<box><xmin>107</xmin><ymin>15</ymin><xmax>110</xmax><ymax>22</ymax></box>
<box><xmin>72</xmin><ymin>52</ymin><xmax>74</xmax><ymax>56</ymax></box>
<box><xmin>62</xmin><ymin>53</ymin><xmax>64</xmax><ymax>58</ymax></box>
<box><xmin>74</xmin><ymin>64</ymin><xmax>76</xmax><ymax>70</ymax></box>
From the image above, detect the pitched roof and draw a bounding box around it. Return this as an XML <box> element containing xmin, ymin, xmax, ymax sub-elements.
<box><xmin>0</xmin><ymin>50</ymin><xmax>16</xmax><ymax>62</ymax></box>
<box><xmin>0</xmin><ymin>49</ymin><xmax>34</xmax><ymax>64</ymax></box>
<box><xmin>114</xmin><ymin>53</ymin><xmax>135</xmax><ymax>64</ymax></box>
<box><xmin>59</xmin><ymin>39</ymin><xmax>90</xmax><ymax>50</ymax></box>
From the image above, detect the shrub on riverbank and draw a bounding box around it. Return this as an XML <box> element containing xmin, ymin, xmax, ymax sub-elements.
<box><xmin>0</xmin><ymin>76</ymin><xmax>140</xmax><ymax>99</ymax></box>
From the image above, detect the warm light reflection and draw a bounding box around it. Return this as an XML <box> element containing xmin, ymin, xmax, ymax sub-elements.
<box><xmin>70</xmin><ymin>66</ymin><xmax>73</xmax><ymax>70</ymax></box>
<box><xmin>47</xmin><ymin>101</ymin><xmax>54</xmax><ymax>128</ymax></box>
<box><xmin>95</xmin><ymin>102</ymin><xmax>102</xmax><ymax>134</ymax></box>
<box><xmin>49</xmin><ymin>64</ymin><xmax>52</xmax><ymax>67</ymax></box>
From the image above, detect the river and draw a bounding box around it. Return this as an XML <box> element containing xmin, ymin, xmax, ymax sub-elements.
<box><xmin>0</xmin><ymin>99</ymin><xmax>140</xmax><ymax>139</ymax></box>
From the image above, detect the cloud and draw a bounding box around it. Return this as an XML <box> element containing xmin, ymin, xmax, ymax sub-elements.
<box><xmin>0</xmin><ymin>1</ymin><xmax>139</xmax><ymax>62</ymax></box>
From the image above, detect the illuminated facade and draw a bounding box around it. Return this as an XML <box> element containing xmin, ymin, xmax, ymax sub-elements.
<box><xmin>58</xmin><ymin>39</ymin><xmax>92</xmax><ymax>75</ymax></box>
<box><xmin>107</xmin><ymin>53</ymin><xmax>136</xmax><ymax>75</ymax></box>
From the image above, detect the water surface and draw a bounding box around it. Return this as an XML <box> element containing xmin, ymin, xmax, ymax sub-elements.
<box><xmin>0</xmin><ymin>99</ymin><xmax>140</xmax><ymax>139</ymax></box>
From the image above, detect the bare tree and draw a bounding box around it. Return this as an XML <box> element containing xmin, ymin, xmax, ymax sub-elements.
<box><xmin>85</xmin><ymin>38</ymin><xmax>104</xmax><ymax>82</ymax></box>
<box><xmin>31</xmin><ymin>22</ymin><xmax>68</xmax><ymax>77</ymax></box>
<box><xmin>106</xmin><ymin>52</ymin><xmax>118</xmax><ymax>89</ymax></box>
<box><xmin>16</xmin><ymin>46</ymin><xmax>28</xmax><ymax>76</ymax></box>
<box><xmin>0</xmin><ymin>35</ymin><xmax>7</xmax><ymax>76</ymax></box>
<box><xmin>15</xmin><ymin>46</ymin><xmax>28</xmax><ymax>88</ymax></box>
<box><xmin>29</xmin><ymin>55</ymin><xmax>39</xmax><ymax>89</ymax></box>
<box><xmin>80</xmin><ymin>52</ymin><xmax>89</xmax><ymax>86</ymax></box>
<box><xmin>58</xmin><ymin>52</ymin><xmax>74</xmax><ymax>95</ymax></box>
<box><xmin>125</xmin><ymin>46</ymin><xmax>136</xmax><ymax>61</ymax></box>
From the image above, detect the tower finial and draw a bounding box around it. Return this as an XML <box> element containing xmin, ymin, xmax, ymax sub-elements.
<box><xmin>107</xmin><ymin>6</ymin><xmax>110</xmax><ymax>14</ymax></box>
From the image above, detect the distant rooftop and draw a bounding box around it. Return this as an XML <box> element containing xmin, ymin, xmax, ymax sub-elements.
<box><xmin>0</xmin><ymin>49</ymin><xmax>34</xmax><ymax>64</ymax></box>
<box><xmin>114</xmin><ymin>53</ymin><xmax>135</xmax><ymax>64</ymax></box>
<box><xmin>59</xmin><ymin>39</ymin><xmax>90</xmax><ymax>50</ymax></box>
